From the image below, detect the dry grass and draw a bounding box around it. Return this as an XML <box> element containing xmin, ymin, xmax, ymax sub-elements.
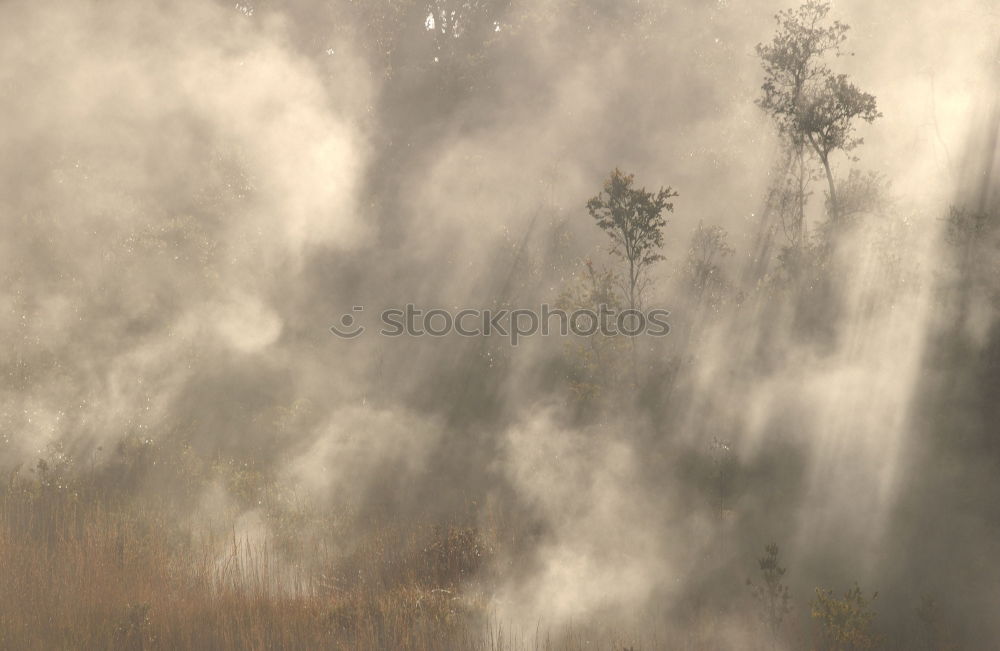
<box><xmin>0</xmin><ymin>464</ymin><xmax>668</xmax><ymax>651</ymax></box>
<box><xmin>1</xmin><ymin>439</ymin><xmax>860</xmax><ymax>651</ymax></box>
<box><xmin>0</xmin><ymin>481</ymin><xmax>482</xmax><ymax>649</ymax></box>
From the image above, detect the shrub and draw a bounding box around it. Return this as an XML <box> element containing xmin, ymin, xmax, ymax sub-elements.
<box><xmin>747</xmin><ymin>543</ymin><xmax>792</xmax><ymax>645</ymax></box>
<box><xmin>811</xmin><ymin>583</ymin><xmax>883</xmax><ymax>650</ymax></box>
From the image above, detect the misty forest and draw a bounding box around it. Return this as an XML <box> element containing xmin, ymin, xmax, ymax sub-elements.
<box><xmin>3</xmin><ymin>0</ymin><xmax>1000</xmax><ymax>649</ymax></box>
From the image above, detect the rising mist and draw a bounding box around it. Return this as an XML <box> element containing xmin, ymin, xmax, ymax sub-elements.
<box><xmin>1</xmin><ymin>0</ymin><xmax>999</xmax><ymax>649</ymax></box>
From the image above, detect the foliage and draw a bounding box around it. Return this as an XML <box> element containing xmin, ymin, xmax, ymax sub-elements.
<box><xmin>942</xmin><ymin>204</ymin><xmax>1000</xmax><ymax>325</ymax></box>
<box><xmin>943</xmin><ymin>204</ymin><xmax>995</xmax><ymax>248</ymax></box>
<box><xmin>746</xmin><ymin>543</ymin><xmax>792</xmax><ymax>642</ymax></box>
<box><xmin>756</xmin><ymin>1</ymin><xmax>850</xmax><ymax>140</ymax></box>
<box><xmin>756</xmin><ymin>0</ymin><xmax>881</xmax><ymax>220</ymax></box>
<box><xmin>556</xmin><ymin>259</ymin><xmax>629</xmax><ymax>405</ymax></box>
<box><xmin>829</xmin><ymin>169</ymin><xmax>891</xmax><ymax>225</ymax></box>
<box><xmin>586</xmin><ymin>168</ymin><xmax>678</xmax><ymax>310</ymax></box>
<box><xmin>768</xmin><ymin>145</ymin><xmax>815</xmax><ymax>247</ymax></box>
<box><xmin>798</xmin><ymin>73</ymin><xmax>881</xmax><ymax>163</ymax></box>
<box><xmin>811</xmin><ymin>583</ymin><xmax>883</xmax><ymax>651</ymax></box>
<box><xmin>685</xmin><ymin>222</ymin><xmax>735</xmax><ymax>309</ymax></box>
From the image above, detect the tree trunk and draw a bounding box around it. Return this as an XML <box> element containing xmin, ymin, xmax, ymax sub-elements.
<box><xmin>806</xmin><ymin>133</ymin><xmax>838</xmax><ymax>220</ymax></box>
<box><xmin>628</xmin><ymin>259</ymin><xmax>636</xmax><ymax>313</ymax></box>
<box><xmin>627</xmin><ymin>258</ymin><xmax>638</xmax><ymax>386</ymax></box>
<box><xmin>820</xmin><ymin>152</ymin><xmax>838</xmax><ymax>220</ymax></box>
<box><xmin>796</xmin><ymin>145</ymin><xmax>807</xmax><ymax>246</ymax></box>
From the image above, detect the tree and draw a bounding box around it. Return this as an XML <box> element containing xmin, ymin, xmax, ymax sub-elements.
<box><xmin>799</xmin><ymin>74</ymin><xmax>881</xmax><ymax>217</ymax></box>
<box><xmin>756</xmin><ymin>0</ymin><xmax>881</xmax><ymax>221</ymax></box>
<box><xmin>747</xmin><ymin>543</ymin><xmax>792</xmax><ymax>647</ymax></box>
<box><xmin>772</xmin><ymin>144</ymin><xmax>813</xmax><ymax>247</ymax></box>
<box><xmin>685</xmin><ymin>221</ymin><xmax>735</xmax><ymax>308</ymax></box>
<box><xmin>586</xmin><ymin>168</ymin><xmax>677</xmax><ymax>312</ymax></box>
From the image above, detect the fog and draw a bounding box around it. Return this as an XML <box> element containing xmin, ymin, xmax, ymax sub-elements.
<box><xmin>2</xmin><ymin>0</ymin><xmax>999</xmax><ymax>648</ymax></box>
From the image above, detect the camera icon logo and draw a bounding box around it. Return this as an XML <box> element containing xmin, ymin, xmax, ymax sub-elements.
<box><xmin>330</xmin><ymin>306</ymin><xmax>365</xmax><ymax>338</ymax></box>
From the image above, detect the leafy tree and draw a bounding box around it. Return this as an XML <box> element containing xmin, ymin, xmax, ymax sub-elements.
<box><xmin>798</xmin><ymin>74</ymin><xmax>881</xmax><ymax>216</ymax></box>
<box><xmin>756</xmin><ymin>0</ymin><xmax>881</xmax><ymax>220</ymax></box>
<box><xmin>586</xmin><ymin>168</ymin><xmax>678</xmax><ymax>312</ymax></box>
<box><xmin>685</xmin><ymin>221</ymin><xmax>735</xmax><ymax>308</ymax></box>
<box><xmin>747</xmin><ymin>543</ymin><xmax>792</xmax><ymax>646</ymax></box>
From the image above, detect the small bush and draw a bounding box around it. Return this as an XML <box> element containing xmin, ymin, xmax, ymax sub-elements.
<box><xmin>747</xmin><ymin>542</ymin><xmax>791</xmax><ymax>645</ymax></box>
<box><xmin>811</xmin><ymin>583</ymin><xmax>883</xmax><ymax>650</ymax></box>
